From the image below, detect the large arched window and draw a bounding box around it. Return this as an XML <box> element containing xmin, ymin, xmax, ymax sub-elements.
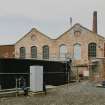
<box><xmin>20</xmin><ymin>47</ymin><xmax>26</xmax><ymax>58</ymax></box>
<box><xmin>59</xmin><ymin>44</ymin><xmax>67</xmax><ymax>59</ymax></box>
<box><xmin>43</xmin><ymin>45</ymin><xmax>49</xmax><ymax>59</ymax></box>
<box><xmin>74</xmin><ymin>43</ymin><xmax>81</xmax><ymax>60</ymax></box>
<box><xmin>88</xmin><ymin>43</ymin><xmax>96</xmax><ymax>58</ymax></box>
<box><xmin>31</xmin><ymin>46</ymin><xmax>37</xmax><ymax>58</ymax></box>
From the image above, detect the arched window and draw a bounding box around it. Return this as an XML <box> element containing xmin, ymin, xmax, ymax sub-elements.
<box><xmin>88</xmin><ymin>43</ymin><xmax>96</xmax><ymax>58</ymax></box>
<box><xmin>43</xmin><ymin>45</ymin><xmax>49</xmax><ymax>59</ymax></box>
<box><xmin>59</xmin><ymin>44</ymin><xmax>67</xmax><ymax>59</ymax></box>
<box><xmin>20</xmin><ymin>47</ymin><xmax>26</xmax><ymax>58</ymax></box>
<box><xmin>31</xmin><ymin>46</ymin><xmax>37</xmax><ymax>58</ymax></box>
<box><xmin>74</xmin><ymin>44</ymin><xmax>81</xmax><ymax>60</ymax></box>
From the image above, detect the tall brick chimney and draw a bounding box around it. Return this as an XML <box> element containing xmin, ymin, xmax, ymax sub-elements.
<box><xmin>93</xmin><ymin>11</ymin><xmax>97</xmax><ymax>33</ymax></box>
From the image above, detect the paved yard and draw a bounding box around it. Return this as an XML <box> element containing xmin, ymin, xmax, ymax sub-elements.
<box><xmin>1</xmin><ymin>81</ymin><xmax>105</xmax><ymax>105</ymax></box>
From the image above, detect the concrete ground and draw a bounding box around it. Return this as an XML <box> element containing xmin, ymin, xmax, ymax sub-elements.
<box><xmin>1</xmin><ymin>81</ymin><xmax>105</xmax><ymax>105</ymax></box>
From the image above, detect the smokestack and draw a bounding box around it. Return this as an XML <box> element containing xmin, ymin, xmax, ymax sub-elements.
<box><xmin>70</xmin><ymin>17</ymin><xmax>72</xmax><ymax>27</ymax></box>
<box><xmin>93</xmin><ymin>11</ymin><xmax>97</xmax><ymax>33</ymax></box>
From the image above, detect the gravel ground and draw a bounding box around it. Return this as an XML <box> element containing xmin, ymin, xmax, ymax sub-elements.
<box><xmin>1</xmin><ymin>81</ymin><xmax>105</xmax><ymax>105</ymax></box>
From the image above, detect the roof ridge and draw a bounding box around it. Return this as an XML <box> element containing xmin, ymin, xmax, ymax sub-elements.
<box><xmin>15</xmin><ymin>27</ymin><xmax>52</xmax><ymax>44</ymax></box>
<box><xmin>56</xmin><ymin>23</ymin><xmax>105</xmax><ymax>40</ymax></box>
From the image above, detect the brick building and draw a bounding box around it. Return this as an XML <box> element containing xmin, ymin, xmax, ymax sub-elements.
<box><xmin>15</xmin><ymin>23</ymin><xmax>105</xmax><ymax>76</ymax></box>
<box><xmin>0</xmin><ymin>45</ymin><xmax>14</xmax><ymax>58</ymax></box>
<box><xmin>14</xmin><ymin>11</ymin><xmax>105</xmax><ymax>78</ymax></box>
<box><xmin>0</xmin><ymin>11</ymin><xmax>104</xmax><ymax>81</ymax></box>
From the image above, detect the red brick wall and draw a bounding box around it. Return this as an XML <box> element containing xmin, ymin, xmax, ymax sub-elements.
<box><xmin>104</xmin><ymin>43</ymin><xmax>105</xmax><ymax>57</ymax></box>
<box><xmin>0</xmin><ymin>45</ymin><xmax>14</xmax><ymax>58</ymax></box>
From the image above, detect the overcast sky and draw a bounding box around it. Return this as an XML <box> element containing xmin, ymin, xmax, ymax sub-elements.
<box><xmin>0</xmin><ymin>0</ymin><xmax>104</xmax><ymax>44</ymax></box>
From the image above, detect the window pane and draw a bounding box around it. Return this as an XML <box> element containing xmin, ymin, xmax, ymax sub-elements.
<box><xmin>31</xmin><ymin>46</ymin><xmax>37</xmax><ymax>58</ymax></box>
<box><xmin>59</xmin><ymin>45</ymin><xmax>67</xmax><ymax>59</ymax></box>
<box><xmin>74</xmin><ymin>44</ymin><xmax>81</xmax><ymax>60</ymax></box>
<box><xmin>43</xmin><ymin>45</ymin><xmax>49</xmax><ymax>59</ymax></box>
<box><xmin>20</xmin><ymin>47</ymin><xmax>25</xmax><ymax>58</ymax></box>
<box><xmin>88</xmin><ymin>43</ymin><xmax>96</xmax><ymax>58</ymax></box>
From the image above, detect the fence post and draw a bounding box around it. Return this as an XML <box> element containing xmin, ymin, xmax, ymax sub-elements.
<box><xmin>16</xmin><ymin>78</ymin><xmax>18</xmax><ymax>97</ymax></box>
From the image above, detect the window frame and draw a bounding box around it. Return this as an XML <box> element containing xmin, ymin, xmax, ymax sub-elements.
<box><xmin>59</xmin><ymin>44</ymin><xmax>67</xmax><ymax>59</ymax></box>
<box><xmin>43</xmin><ymin>45</ymin><xmax>49</xmax><ymax>59</ymax></box>
<box><xmin>74</xmin><ymin>43</ymin><xmax>81</xmax><ymax>60</ymax></box>
<box><xmin>88</xmin><ymin>43</ymin><xmax>97</xmax><ymax>58</ymax></box>
<box><xmin>20</xmin><ymin>47</ymin><xmax>26</xmax><ymax>59</ymax></box>
<box><xmin>31</xmin><ymin>46</ymin><xmax>37</xmax><ymax>58</ymax></box>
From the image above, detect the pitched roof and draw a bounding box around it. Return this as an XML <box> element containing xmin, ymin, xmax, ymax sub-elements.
<box><xmin>15</xmin><ymin>23</ymin><xmax>105</xmax><ymax>44</ymax></box>
<box><xmin>15</xmin><ymin>28</ymin><xmax>52</xmax><ymax>44</ymax></box>
<box><xmin>56</xmin><ymin>23</ymin><xmax>105</xmax><ymax>40</ymax></box>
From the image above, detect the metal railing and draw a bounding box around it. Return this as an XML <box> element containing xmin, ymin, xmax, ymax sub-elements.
<box><xmin>15</xmin><ymin>52</ymin><xmax>73</xmax><ymax>62</ymax></box>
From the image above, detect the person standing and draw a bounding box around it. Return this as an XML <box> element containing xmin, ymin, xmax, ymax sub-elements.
<box><xmin>20</xmin><ymin>77</ymin><xmax>28</xmax><ymax>96</ymax></box>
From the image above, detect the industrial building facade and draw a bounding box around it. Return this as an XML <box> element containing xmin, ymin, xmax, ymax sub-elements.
<box><xmin>15</xmin><ymin>24</ymin><xmax>105</xmax><ymax>77</ymax></box>
<box><xmin>0</xmin><ymin>11</ymin><xmax>105</xmax><ymax>79</ymax></box>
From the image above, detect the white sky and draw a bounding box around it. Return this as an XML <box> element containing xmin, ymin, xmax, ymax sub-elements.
<box><xmin>0</xmin><ymin>0</ymin><xmax>104</xmax><ymax>44</ymax></box>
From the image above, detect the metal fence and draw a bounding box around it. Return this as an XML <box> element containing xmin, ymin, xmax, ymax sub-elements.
<box><xmin>0</xmin><ymin>71</ymin><xmax>71</xmax><ymax>90</ymax></box>
<box><xmin>0</xmin><ymin>58</ymin><xmax>72</xmax><ymax>89</ymax></box>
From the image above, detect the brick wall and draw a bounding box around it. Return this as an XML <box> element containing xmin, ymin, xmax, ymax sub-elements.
<box><xmin>0</xmin><ymin>45</ymin><xmax>14</xmax><ymax>58</ymax></box>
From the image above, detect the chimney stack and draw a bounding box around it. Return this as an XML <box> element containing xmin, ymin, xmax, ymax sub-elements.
<box><xmin>93</xmin><ymin>11</ymin><xmax>97</xmax><ymax>33</ymax></box>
